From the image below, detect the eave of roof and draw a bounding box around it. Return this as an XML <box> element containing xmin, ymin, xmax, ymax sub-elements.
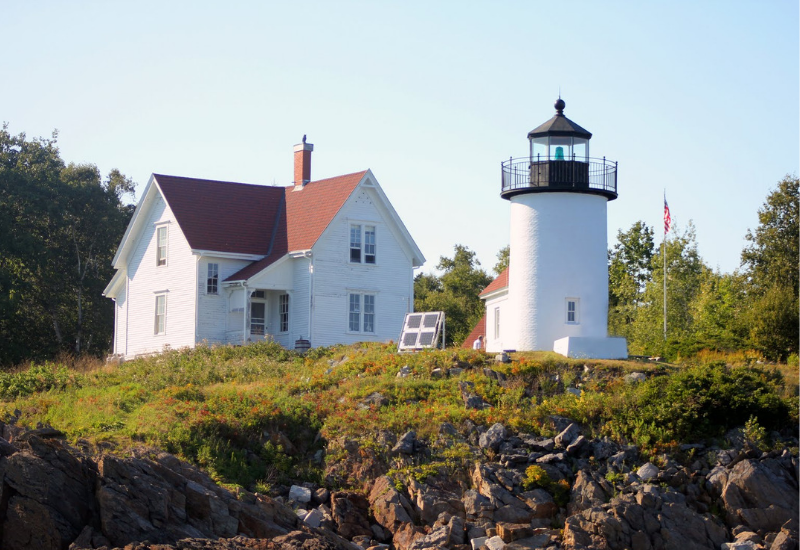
<box><xmin>479</xmin><ymin>267</ymin><xmax>509</xmax><ymax>298</ymax></box>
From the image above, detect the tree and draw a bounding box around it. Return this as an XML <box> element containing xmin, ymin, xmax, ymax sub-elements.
<box><xmin>741</xmin><ymin>175</ymin><xmax>799</xmax><ymax>294</ymax></box>
<box><xmin>0</xmin><ymin>125</ymin><xmax>134</xmax><ymax>365</ymax></box>
<box><xmin>414</xmin><ymin>245</ymin><xmax>492</xmax><ymax>346</ymax></box>
<box><xmin>608</xmin><ymin>221</ymin><xmax>654</xmax><ymax>337</ymax></box>
<box><xmin>740</xmin><ymin>175</ymin><xmax>799</xmax><ymax>360</ymax></box>
<box><xmin>494</xmin><ymin>245</ymin><xmax>510</xmax><ymax>275</ymax></box>
<box><xmin>627</xmin><ymin>222</ymin><xmax>706</xmax><ymax>357</ymax></box>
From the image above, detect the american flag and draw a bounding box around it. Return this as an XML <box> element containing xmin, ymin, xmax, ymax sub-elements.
<box><xmin>664</xmin><ymin>196</ymin><xmax>672</xmax><ymax>234</ymax></box>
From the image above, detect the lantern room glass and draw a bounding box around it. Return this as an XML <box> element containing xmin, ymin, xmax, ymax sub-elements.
<box><xmin>529</xmin><ymin>136</ymin><xmax>589</xmax><ymax>162</ymax></box>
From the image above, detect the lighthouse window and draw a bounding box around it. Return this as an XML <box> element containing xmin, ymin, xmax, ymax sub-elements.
<box><xmin>566</xmin><ymin>299</ymin><xmax>579</xmax><ymax>324</ymax></box>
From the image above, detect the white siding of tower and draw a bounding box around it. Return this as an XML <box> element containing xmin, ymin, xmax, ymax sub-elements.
<box><xmin>508</xmin><ymin>192</ymin><xmax>608</xmax><ymax>351</ymax></box>
<box><xmin>310</xmin><ymin>187</ymin><xmax>413</xmax><ymax>348</ymax></box>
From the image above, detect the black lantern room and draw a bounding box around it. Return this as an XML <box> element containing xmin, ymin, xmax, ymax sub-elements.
<box><xmin>501</xmin><ymin>98</ymin><xmax>617</xmax><ymax>201</ymax></box>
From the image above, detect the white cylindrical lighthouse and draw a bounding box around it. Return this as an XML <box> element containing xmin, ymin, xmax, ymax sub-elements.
<box><xmin>501</xmin><ymin>99</ymin><xmax>625</xmax><ymax>358</ymax></box>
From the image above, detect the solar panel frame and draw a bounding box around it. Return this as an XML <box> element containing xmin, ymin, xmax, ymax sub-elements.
<box><xmin>398</xmin><ymin>311</ymin><xmax>444</xmax><ymax>351</ymax></box>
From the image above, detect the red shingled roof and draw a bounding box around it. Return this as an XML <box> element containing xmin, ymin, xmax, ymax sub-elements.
<box><xmin>154</xmin><ymin>171</ymin><xmax>368</xmax><ymax>282</ymax></box>
<box><xmin>155</xmin><ymin>174</ymin><xmax>284</xmax><ymax>256</ymax></box>
<box><xmin>285</xmin><ymin>171</ymin><xmax>366</xmax><ymax>251</ymax></box>
<box><xmin>462</xmin><ymin>314</ymin><xmax>486</xmax><ymax>348</ymax></box>
<box><xmin>479</xmin><ymin>267</ymin><xmax>509</xmax><ymax>297</ymax></box>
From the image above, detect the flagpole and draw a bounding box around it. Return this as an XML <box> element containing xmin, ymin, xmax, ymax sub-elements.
<box><xmin>663</xmin><ymin>192</ymin><xmax>670</xmax><ymax>342</ymax></box>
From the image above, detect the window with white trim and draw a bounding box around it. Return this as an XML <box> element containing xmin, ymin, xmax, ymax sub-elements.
<box><xmin>566</xmin><ymin>298</ymin><xmax>579</xmax><ymax>324</ymax></box>
<box><xmin>207</xmin><ymin>263</ymin><xmax>219</xmax><ymax>295</ymax></box>
<box><xmin>279</xmin><ymin>294</ymin><xmax>289</xmax><ymax>333</ymax></box>
<box><xmin>348</xmin><ymin>293</ymin><xmax>376</xmax><ymax>333</ymax></box>
<box><xmin>494</xmin><ymin>307</ymin><xmax>500</xmax><ymax>339</ymax></box>
<box><xmin>349</xmin><ymin>224</ymin><xmax>376</xmax><ymax>264</ymax></box>
<box><xmin>156</xmin><ymin>226</ymin><xmax>168</xmax><ymax>266</ymax></box>
<box><xmin>154</xmin><ymin>294</ymin><xmax>167</xmax><ymax>334</ymax></box>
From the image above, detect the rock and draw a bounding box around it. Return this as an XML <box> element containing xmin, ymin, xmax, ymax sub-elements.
<box><xmin>568</xmin><ymin>470</ymin><xmax>609</xmax><ymax>515</ymax></box>
<box><xmin>392</xmin><ymin>431</ymin><xmax>417</xmax><ymax>455</ymax></box>
<box><xmin>397</xmin><ymin>366</ymin><xmax>413</xmax><ymax>378</ymax></box>
<box><xmin>770</xmin><ymin>517</ymin><xmax>799</xmax><ymax>550</ymax></box>
<box><xmin>723</xmin><ymin>542</ymin><xmax>760</xmax><ymax>550</ymax></box>
<box><xmin>289</xmin><ymin>484</ymin><xmax>313</xmax><ymax>504</ymax></box>
<box><xmin>624</xmin><ymin>372</ymin><xmax>647</xmax><ymax>384</ymax></box>
<box><xmin>0</xmin><ymin>436</ymin><xmax>17</xmax><ymax>457</ymax></box>
<box><xmin>566</xmin><ymin>435</ymin><xmax>587</xmax><ymax>456</ymax></box>
<box><xmin>460</xmin><ymin>381</ymin><xmax>491</xmax><ymax>410</ymax></box>
<box><xmin>471</xmin><ymin>536</ymin><xmax>489</xmax><ymax>550</ymax></box>
<box><xmin>409</xmin><ymin>525</ymin><xmax>451</xmax><ymax>550</ymax></box>
<box><xmin>566</xmin><ymin>387</ymin><xmax>581</xmax><ymax>397</ymax></box>
<box><xmin>485</xmin><ymin>534</ymin><xmax>507</xmax><ymax>550</ymax></box>
<box><xmin>497</xmin><ymin>522</ymin><xmax>533</xmax><ymax>542</ymax></box>
<box><xmin>519</xmin><ymin>489</ymin><xmax>558</xmax><ymax>519</ymax></box>
<box><xmin>330</xmin><ymin>492</ymin><xmax>373</xmax><ymax>540</ymax></box>
<box><xmin>505</xmin><ymin>534</ymin><xmax>552</xmax><ymax>549</ymax></box>
<box><xmin>547</xmin><ymin>415</ymin><xmax>575</xmax><ymax>433</ymax></box>
<box><xmin>393</xmin><ymin>522</ymin><xmax>426</xmax><ymax>550</ymax></box>
<box><xmin>529</xmin><ymin>438</ymin><xmax>555</xmax><ymax>453</ymax></box>
<box><xmin>407</xmin><ymin>477</ymin><xmax>465</xmax><ymax>526</ymax></box>
<box><xmin>359</xmin><ymin>392</ymin><xmax>390</xmax><ymax>409</ymax></box>
<box><xmin>495</xmin><ymin>353</ymin><xmax>511</xmax><ymax>364</ymax></box>
<box><xmin>480</xmin><ymin>423</ymin><xmax>507</xmax><ymax>451</ymax></box>
<box><xmin>494</xmin><ymin>504</ymin><xmax>534</xmax><ymax>524</ymax></box>
<box><xmin>554</xmin><ymin>423</ymin><xmax>581</xmax><ymax>448</ymax></box>
<box><xmin>637</xmin><ymin>462</ymin><xmax>660</xmax><ymax>481</ymax></box>
<box><xmin>563</xmin><ymin>484</ymin><xmax>727</xmax><ymax>550</ymax></box>
<box><xmin>304</xmin><ymin>508</ymin><xmax>323</xmax><ymax>528</ymax></box>
<box><xmin>369</xmin><ymin>476</ymin><xmax>414</xmax><ymax>529</ymax></box>
<box><xmin>721</xmin><ymin>458</ymin><xmax>799</xmax><ymax>532</ymax></box>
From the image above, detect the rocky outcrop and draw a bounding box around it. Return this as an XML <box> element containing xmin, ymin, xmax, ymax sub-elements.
<box><xmin>563</xmin><ymin>483</ymin><xmax>728</xmax><ymax>550</ymax></box>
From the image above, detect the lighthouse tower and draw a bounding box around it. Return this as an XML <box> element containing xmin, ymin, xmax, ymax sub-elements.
<box><xmin>500</xmin><ymin>98</ymin><xmax>627</xmax><ymax>359</ymax></box>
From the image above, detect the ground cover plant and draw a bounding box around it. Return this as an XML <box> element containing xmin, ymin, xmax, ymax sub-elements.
<box><xmin>1</xmin><ymin>342</ymin><xmax>796</xmax><ymax>492</ymax></box>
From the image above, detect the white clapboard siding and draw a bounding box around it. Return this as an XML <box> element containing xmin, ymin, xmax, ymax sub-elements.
<box><xmin>125</xmin><ymin>195</ymin><xmax>197</xmax><ymax>357</ymax></box>
<box><xmin>114</xmin><ymin>279</ymin><xmax>127</xmax><ymax>356</ymax></box>
<box><xmin>196</xmin><ymin>258</ymin><xmax>252</xmax><ymax>345</ymax></box>
<box><xmin>310</xmin><ymin>187</ymin><xmax>413</xmax><ymax>347</ymax></box>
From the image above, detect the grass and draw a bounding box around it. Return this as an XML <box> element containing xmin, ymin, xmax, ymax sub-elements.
<box><xmin>1</xmin><ymin>342</ymin><xmax>796</xmax><ymax>491</ymax></box>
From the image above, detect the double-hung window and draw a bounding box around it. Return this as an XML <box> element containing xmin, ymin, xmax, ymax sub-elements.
<box><xmin>348</xmin><ymin>293</ymin><xmax>376</xmax><ymax>333</ymax></box>
<box><xmin>154</xmin><ymin>294</ymin><xmax>167</xmax><ymax>334</ymax></box>
<box><xmin>156</xmin><ymin>226</ymin><xmax>168</xmax><ymax>266</ymax></box>
<box><xmin>279</xmin><ymin>294</ymin><xmax>289</xmax><ymax>333</ymax></box>
<box><xmin>494</xmin><ymin>307</ymin><xmax>500</xmax><ymax>339</ymax></box>
<box><xmin>566</xmin><ymin>298</ymin><xmax>579</xmax><ymax>324</ymax></box>
<box><xmin>207</xmin><ymin>263</ymin><xmax>219</xmax><ymax>295</ymax></box>
<box><xmin>349</xmin><ymin>224</ymin><xmax>376</xmax><ymax>264</ymax></box>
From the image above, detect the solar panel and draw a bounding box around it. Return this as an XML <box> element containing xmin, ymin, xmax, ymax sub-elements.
<box><xmin>398</xmin><ymin>311</ymin><xmax>444</xmax><ymax>351</ymax></box>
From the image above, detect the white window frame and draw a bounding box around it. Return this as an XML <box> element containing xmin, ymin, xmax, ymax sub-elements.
<box><xmin>154</xmin><ymin>294</ymin><xmax>167</xmax><ymax>334</ymax></box>
<box><xmin>279</xmin><ymin>293</ymin><xmax>289</xmax><ymax>333</ymax></box>
<box><xmin>494</xmin><ymin>307</ymin><xmax>500</xmax><ymax>339</ymax></box>
<box><xmin>566</xmin><ymin>298</ymin><xmax>580</xmax><ymax>324</ymax></box>
<box><xmin>156</xmin><ymin>225</ymin><xmax>168</xmax><ymax>267</ymax></box>
<box><xmin>348</xmin><ymin>292</ymin><xmax>376</xmax><ymax>333</ymax></box>
<box><xmin>207</xmin><ymin>263</ymin><xmax>219</xmax><ymax>295</ymax></box>
<box><xmin>349</xmin><ymin>223</ymin><xmax>377</xmax><ymax>265</ymax></box>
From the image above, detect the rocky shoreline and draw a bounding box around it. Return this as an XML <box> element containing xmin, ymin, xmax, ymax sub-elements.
<box><xmin>0</xmin><ymin>406</ymin><xmax>796</xmax><ymax>550</ymax></box>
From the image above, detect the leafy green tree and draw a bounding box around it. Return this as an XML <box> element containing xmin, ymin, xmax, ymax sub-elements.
<box><xmin>740</xmin><ymin>175</ymin><xmax>799</xmax><ymax>361</ymax></box>
<box><xmin>627</xmin><ymin>222</ymin><xmax>706</xmax><ymax>357</ymax></box>
<box><xmin>414</xmin><ymin>245</ymin><xmax>492</xmax><ymax>346</ymax></box>
<box><xmin>494</xmin><ymin>245</ymin><xmax>509</xmax><ymax>275</ymax></box>
<box><xmin>0</xmin><ymin>125</ymin><xmax>134</xmax><ymax>365</ymax></box>
<box><xmin>689</xmin><ymin>269</ymin><xmax>748</xmax><ymax>352</ymax></box>
<box><xmin>608</xmin><ymin>221</ymin><xmax>654</xmax><ymax>337</ymax></box>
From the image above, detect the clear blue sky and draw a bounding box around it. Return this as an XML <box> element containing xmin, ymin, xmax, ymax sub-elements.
<box><xmin>3</xmin><ymin>1</ymin><xmax>797</xmax><ymax>276</ymax></box>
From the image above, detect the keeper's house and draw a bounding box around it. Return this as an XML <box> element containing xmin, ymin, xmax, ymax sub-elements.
<box><xmin>104</xmin><ymin>138</ymin><xmax>425</xmax><ymax>359</ymax></box>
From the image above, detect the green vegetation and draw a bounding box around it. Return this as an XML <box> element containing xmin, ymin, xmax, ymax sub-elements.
<box><xmin>1</xmin><ymin>342</ymin><xmax>795</xmax><ymax>492</ymax></box>
<box><xmin>608</xmin><ymin>175</ymin><xmax>799</xmax><ymax>362</ymax></box>
<box><xmin>0</xmin><ymin>125</ymin><xmax>135</xmax><ymax>365</ymax></box>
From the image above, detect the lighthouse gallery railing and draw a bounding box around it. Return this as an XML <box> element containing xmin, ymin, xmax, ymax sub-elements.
<box><xmin>501</xmin><ymin>156</ymin><xmax>617</xmax><ymax>198</ymax></box>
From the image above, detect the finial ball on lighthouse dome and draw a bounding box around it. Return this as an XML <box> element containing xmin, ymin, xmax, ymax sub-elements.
<box><xmin>554</xmin><ymin>98</ymin><xmax>566</xmax><ymax>114</ymax></box>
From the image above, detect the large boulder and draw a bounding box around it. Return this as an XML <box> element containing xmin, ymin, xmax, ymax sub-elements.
<box><xmin>368</xmin><ymin>476</ymin><xmax>414</xmax><ymax>529</ymax></box>
<box><xmin>720</xmin><ymin>458</ymin><xmax>799</xmax><ymax>532</ymax></box>
<box><xmin>330</xmin><ymin>492</ymin><xmax>373</xmax><ymax>540</ymax></box>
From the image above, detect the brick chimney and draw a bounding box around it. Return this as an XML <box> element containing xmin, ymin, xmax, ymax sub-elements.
<box><xmin>293</xmin><ymin>135</ymin><xmax>313</xmax><ymax>190</ymax></box>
